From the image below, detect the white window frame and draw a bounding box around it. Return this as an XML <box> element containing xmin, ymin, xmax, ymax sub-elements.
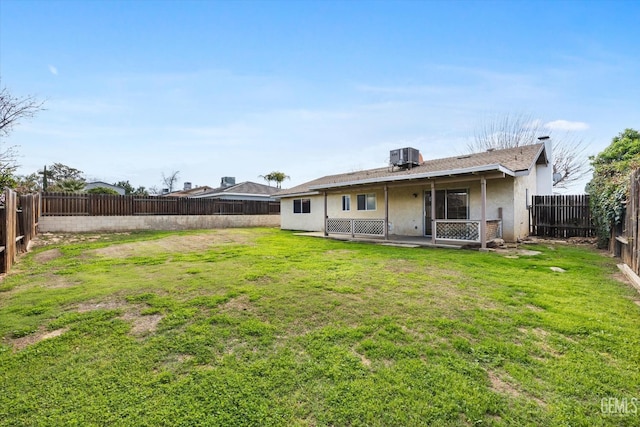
<box><xmin>356</xmin><ymin>193</ymin><xmax>377</xmax><ymax>211</ymax></box>
<box><xmin>342</xmin><ymin>195</ymin><xmax>351</xmax><ymax>211</ymax></box>
<box><xmin>293</xmin><ymin>198</ymin><xmax>311</xmax><ymax>214</ymax></box>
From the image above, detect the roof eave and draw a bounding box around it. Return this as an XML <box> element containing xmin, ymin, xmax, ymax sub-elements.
<box><xmin>273</xmin><ymin>190</ymin><xmax>321</xmax><ymax>199</ymax></box>
<box><xmin>308</xmin><ymin>164</ymin><xmax>515</xmax><ymax>191</ymax></box>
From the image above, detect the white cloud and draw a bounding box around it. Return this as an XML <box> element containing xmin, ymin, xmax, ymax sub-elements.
<box><xmin>48</xmin><ymin>65</ymin><xmax>58</xmax><ymax>75</ymax></box>
<box><xmin>544</xmin><ymin>120</ymin><xmax>589</xmax><ymax>131</ymax></box>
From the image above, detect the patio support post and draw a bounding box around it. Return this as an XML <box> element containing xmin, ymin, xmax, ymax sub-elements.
<box><xmin>323</xmin><ymin>191</ymin><xmax>328</xmax><ymax>237</ymax></box>
<box><xmin>384</xmin><ymin>184</ymin><xmax>389</xmax><ymax>240</ymax></box>
<box><xmin>481</xmin><ymin>176</ymin><xmax>487</xmax><ymax>249</ymax></box>
<box><xmin>431</xmin><ymin>181</ymin><xmax>436</xmax><ymax>245</ymax></box>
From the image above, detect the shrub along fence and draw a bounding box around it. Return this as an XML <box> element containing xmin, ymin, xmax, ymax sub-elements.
<box><xmin>529</xmin><ymin>195</ymin><xmax>595</xmax><ymax>238</ymax></box>
<box><xmin>0</xmin><ymin>189</ymin><xmax>40</xmax><ymax>274</ymax></box>
<box><xmin>41</xmin><ymin>192</ymin><xmax>280</xmax><ymax>216</ymax></box>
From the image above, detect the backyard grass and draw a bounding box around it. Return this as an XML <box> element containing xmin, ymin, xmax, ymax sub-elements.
<box><xmin>0</xmin><ymin>228</ymin><xmax>639</xmax><ymax>426</ymax></box>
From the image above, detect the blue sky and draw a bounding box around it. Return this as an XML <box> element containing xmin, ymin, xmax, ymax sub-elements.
<box><xmin>1</xmin><ymin>0</ymin><xmax>638</xmax><ymax>193</ymax></box>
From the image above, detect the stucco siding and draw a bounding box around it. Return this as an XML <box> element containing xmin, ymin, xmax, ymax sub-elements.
<box><xmin>279</xmin><ymin>195</ymin><xmax>324</xmax><ymax>231</ymax></box>
<box><xmin>387</xmin><ymin>186</ymin><xmax>424</xmax><ymax>236</ymax></box>
<box><xmin>278</xmin><ymin>174</ymin><xmax>537</xmax><ymax>242</ymax></box>
<box><xmin>514</xmin><ymin>169</ymin><xmax>536</xmax><ymax>241</ymax></box>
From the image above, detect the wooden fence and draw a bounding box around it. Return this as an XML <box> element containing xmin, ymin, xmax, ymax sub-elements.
<box><xmin>614</xmin><ymin>169</ymin><xmax>640</xmax><ymax>276</ymax></box>
<box><xmin>529</xmin><ymin>194</ymin><xmax>595</xmax><ymax>238</ymax></box>
<box><xmin>41</xmin><ymin>192</ymin><xmax>280</xmax><ymax>216</ymax></box>
<box><xmin>0</xmin><ymin>190</ymin><xmax>40</xmax><ymax>274</ymax></box>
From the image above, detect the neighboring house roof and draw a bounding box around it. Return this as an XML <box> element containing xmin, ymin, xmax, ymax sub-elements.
<box><xmin>167</xmin><ymin>186</ymin><xmax>214</xmax><ymax>197</ymax></box>
<box><xmin>85</xmin><ymin>181</ymin><xmax>126</xmax><ymax>195</ymax></box>
<box><xmin>276</xmin><ymin>143</ymin><xmax>547</xmax><ymax>197</ymax></box>
<box><xmin>192</xmin><ymin>181</ymin><xmax>281</xmax><ymax>199</ymax></box>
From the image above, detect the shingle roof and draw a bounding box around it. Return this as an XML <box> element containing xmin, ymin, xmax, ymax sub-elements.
<box><xmin>168</xmin><ymin>186</ymin><xmax>214</xmax><ymax>197</ymax></box>
<box><xmin>276</xmin><ymin>143</ymin><xmax>546</xmax><ymax>197</ymax></box>
<box><xmin>194</xmin><ymin>181</ymin><xmax>280</xmax><ymax>198</ymax></box>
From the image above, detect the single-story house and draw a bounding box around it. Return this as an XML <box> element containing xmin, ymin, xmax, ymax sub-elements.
<box><xmin>275</xmin><ymin>141</ymin><xmax>553</xmax><ymax>248</ymax></box>
<box><xmin>192</xmin><ymin>177</ymin><xmax>281</xmax><ymax>202</ymax></box>
<box><xmin>84</xmin><ymin>181</ymin><xmax>126</xmax><ymax>195</ymax></box>
<box><xmin>166</xmin><ymin>183</ymin><xmax>215</xmax><ymax>197</ymax></box>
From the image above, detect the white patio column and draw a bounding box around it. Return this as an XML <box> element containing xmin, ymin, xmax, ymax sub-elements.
<box><xmin>481</xmin><ymin>176</ymin><xmax>487</xmax><ymax>249</ymax></box>
<box><xmin>384</xmin><ymin>184</ymin><xmax>389</xmax><ymax>240</ymax></box>
<box><xmin>323</xmin><ymin>191</ymin><xmax>328</xmax><ymax>237</ymax></box>
<box><xmin>431</xmin><ymin>181</ymin><xmax>436</xmax><ymax>245</ymax></box>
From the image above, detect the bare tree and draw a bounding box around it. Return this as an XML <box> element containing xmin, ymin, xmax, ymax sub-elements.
<box><xmin>161</xmin><ymin>170</ymin><xmax>180</xmax><ymax>193</ymax></box>
<box><xmin>467</xmin><ymin>113</ymin><xmax>588</xmax><ymax>189</ymax></box>
<box><xmin>0</xmin><ymin>81</ymin><xmax>45</xmax><ymax>188</ymax></box>
<box><xmin>0</xmin><ymin>83</ymin><xmax>44</xmax><ymax>138</ymax></box>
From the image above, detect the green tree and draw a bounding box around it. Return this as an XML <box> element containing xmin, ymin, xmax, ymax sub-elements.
<box><xmin>43</xmin><ymin>163</ymin><xmax>86</xmax><ymax>192</ymax></box>
<box><xmin>587</xmin><ymin>128</ymin><xmax>640</xmax><ymax>247</ymax></box>
<box><xmin>87</xmin><ymin>187</ymin><xmax>119</xmax><ymax>195</ymax></box>
<box><xmin>259</xmin><ymin>171</ymin><xmax>290</xmax><ymax>189</ymax></box>
<box><xmin>15</xmin><ymin>173</ymin><xmax>40</xmax><ymax>194</ymax></box>
<box><xmin>114</xmin><ymin>180</ymin><xmax>148</xmax><ymax>196</ymax></box>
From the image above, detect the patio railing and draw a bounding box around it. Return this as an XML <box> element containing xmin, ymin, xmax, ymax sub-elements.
<box><xmin>326</xmin><ymin>218</ymin><xmax>386</xmax><ymax>237</ymax></box>
<box><xmin>434</xmin><ymin>219</ymin><xmax>502</xmax><ymax>243</ymax></box>
<box><xmin>325</xmin><ymin>218</ymin><xmax>502</xmax><ymax>243</ymax></box>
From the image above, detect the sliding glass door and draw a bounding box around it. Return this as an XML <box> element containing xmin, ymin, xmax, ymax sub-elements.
<box><xmin>424</xmin><ymin>189</ymin><xmax>469</xmax><ymax>236</ymax></box>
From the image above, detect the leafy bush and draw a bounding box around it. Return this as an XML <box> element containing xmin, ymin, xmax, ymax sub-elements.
<box><xmin>587</xmin><ymin>129</ymin><xmax>640</xmax><ymax>247</ymax></box>
<box><xmin>86</xmin><ymin>187</ymin><xmax>120</xmax><ymax>195</ymax></box>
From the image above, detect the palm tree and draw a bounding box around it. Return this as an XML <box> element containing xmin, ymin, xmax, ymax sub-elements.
<box><xmin>259</xmin><ymin>171</ymin><xmax>290</xmax><ymax>189</ymax></box>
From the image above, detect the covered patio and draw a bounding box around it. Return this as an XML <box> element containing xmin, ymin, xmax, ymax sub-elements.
<box><xmin>317</xmin><ymin>176</ymin><xmax>503</xmax><ymax>249</ymax></box>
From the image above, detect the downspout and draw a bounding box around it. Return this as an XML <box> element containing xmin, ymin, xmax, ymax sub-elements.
<box><xmin>323</xmin><ymin>191</ymin><xmax>328</xmax><ymax>237</ymax></box>
<box><xmin>431</xmin><ymin>181</ymin><xmax>436</xmax><ymax>245</ymax></box>
<box><xmin>481</xmin><ymin>176</ymin><xmax>487</xmax><ymax>249</ymax></box>
<box><xmin>384</xmin><ymin>184</ymin><xmax>389</xmax><ymax>240</ymax></box>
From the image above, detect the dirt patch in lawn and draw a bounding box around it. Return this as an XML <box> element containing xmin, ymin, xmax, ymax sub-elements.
<box><xmin>121</xmin><ymin>311</ymin><xmax>163</xmax><ymax>336</ymax></box>
<box><xmin>488</xmin><ymin>370</ymin><xmax>546</xmax><ymax>407</ymax></box>
<box><xmin>91</xmin><ymin>230</ymin><xmax>256</xmax><ymax>258</ymax></box>
<box><xmin>77</xmin><ymin>300</ymin><xmax>129</xmax><ymax>312</ymax></box>
<box><xmin>219</xmin><ymin>295</ymin><xmax>253</xmax><ymax>313</ymax></box>
<box><xmin>33</xmin><ymin>248</ymin><xmax>64</xmax><ymax>264</ymax></box>
<box><xmin>76</xmin><ymin>300</ymin><xmax>163</xmax><ymax>337</ymax></box>
<box><xmin>488</xmin><ymin>371</ymin><xmax>521</xmax><ymax>397</ymax></box>
<box><xmin>31</xmin><ymin>233</ymin><xmax>109</xmax><ymax>248</ymax></box>
<box><xmin>8</xmin><ymin>327</ymin><xmax>69</xmax><ymax>351</ymax></box>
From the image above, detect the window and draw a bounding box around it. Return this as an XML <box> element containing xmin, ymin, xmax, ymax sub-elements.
<box><xmin>357</xmin><ymin>193</ymin><xmax>376</xmax><ymax>211</ymax></box>
<box><xmin>342</xmin><ymin>195</ymin><xmax>351</xmax><ymax>211</ymax></box>
<box><xmin>293</xmin><ymin>198</ymin><xmax>311</xmax><ymax>214</ymax></box>
<box><xmin>446</xmin><ymin>190</ymin><xmax>468</xmax><ymax>219</ymax></box>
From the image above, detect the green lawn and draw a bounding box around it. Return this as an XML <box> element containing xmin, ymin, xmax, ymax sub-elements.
<box><xmin>1</xmin><ymin>228</ymin><xmax>639</xmax><ymax>426</ymax></box>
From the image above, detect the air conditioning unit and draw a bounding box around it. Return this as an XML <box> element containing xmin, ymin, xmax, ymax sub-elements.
<box><xmin>390</xmin><ymin>147</ymin><xmax>420</xmax><ymax>168</ymax></box>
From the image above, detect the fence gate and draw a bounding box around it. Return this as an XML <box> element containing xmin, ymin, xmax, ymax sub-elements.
<box><xmin>529</xmin><ymin>195</ymin><xmax>594</xmax><ymax>238</ymax></box>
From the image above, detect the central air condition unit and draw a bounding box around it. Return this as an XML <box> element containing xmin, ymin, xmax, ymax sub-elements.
<box><xmin>390</xmin><ymin>147</ymin><xmax>420</xmax><ymax>168</ymax></box>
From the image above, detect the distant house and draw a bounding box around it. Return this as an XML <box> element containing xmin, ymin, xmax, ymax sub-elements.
<box><xmin>275</xmin><ymin>141</ymin><xmax>554</xmax><ymax>247</ymax></box>
<box><xmin>167</xmin><ymin>182</ymin><xmax>215</xmax><ymax>197</ymax></box>
<box><xmin>192</xmin><ymin>177</ymin><xmax>280</xmax><ymax>202</ymax></box>
<box><xmin>84</xmin><ymin>181</ymin><xmax>126</xmax><ymax>195</ymax></box>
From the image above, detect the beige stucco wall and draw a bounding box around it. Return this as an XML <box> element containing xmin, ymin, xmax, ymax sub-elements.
<box><xmin>279</xmin><ymin>195</ymin><xmax>324</xmax><ymax>231</ymax></box>
<box><xmin>278</xmin><ymin>173</ymin><xmax>538</xmax><ymax>242</ymax></box>
<box><xmin>514</xmin><ymin>168</ymin><xmax>537</xmax><ymax>241</ymax></box>
<box><xmin>39</xmin><ymin>215</ymin><xmax>280</xmax><ymax>233</ymax></box>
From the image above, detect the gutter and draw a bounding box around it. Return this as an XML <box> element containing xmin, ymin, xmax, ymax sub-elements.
<box><xmin>308</xmin><ymin>164</ymin><xmax>515</xmax><ymax>191</ymax></box>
